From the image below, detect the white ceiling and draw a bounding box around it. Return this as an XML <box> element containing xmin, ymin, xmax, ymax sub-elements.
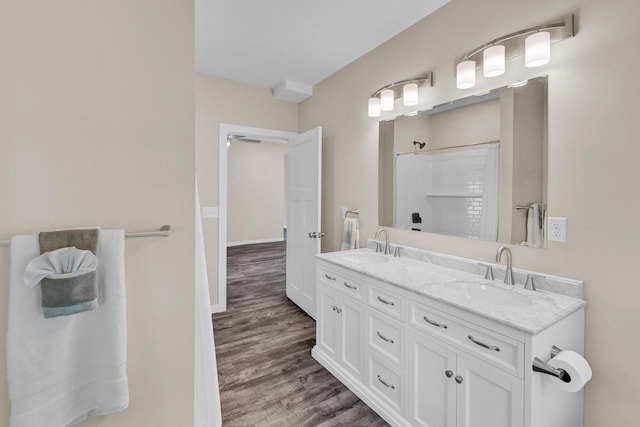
<box><xmin>195</xmin><ymin>0</ymin><xmax>451</xmax><ymax>92</ymax></box>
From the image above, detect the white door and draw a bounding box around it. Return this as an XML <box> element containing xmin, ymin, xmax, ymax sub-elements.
<box><xmin>339</xmin><ymin>296</ymin><xmax>365</xmax><ymax>380</ymax></box>
<box><xmin>408</xmin><ymin>331</ymin><xmax>457</xmax><ymax>427</ymax></box>
<box><xmin>316</xmin><ymin>285</ymin><xmax>338</xmax><ymax>359</ymax></box>
<box><xmin>456</xmin><ymin>355</ymin><xmax>524</xmax><ymax>427</ymax></box>
<box><xmin>286</xmin><ymin>127</ymin><xmax>322</xmax><ymax>318</ymax></box>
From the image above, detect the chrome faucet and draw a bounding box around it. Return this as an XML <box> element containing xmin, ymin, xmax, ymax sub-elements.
<box><xmin>375</xmin><ymin>228</ymin><xmax>391</xmax><ymax>255</ymax></box>
<box><xmin>495</xmin><ymin>246</ymin><xmax>515</xmax><ymax>285</ymax></box>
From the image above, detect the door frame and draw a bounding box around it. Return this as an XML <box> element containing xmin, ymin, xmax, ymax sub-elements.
<box><xmin>213</xmin><ymin>123</ymin><xmax>297</xmax><ymax>313</ymax></box>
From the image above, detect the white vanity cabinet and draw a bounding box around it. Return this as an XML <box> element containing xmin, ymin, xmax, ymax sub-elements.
<box><xmin>409</xmin><ymin>330</ymin><xmax>524</xmax><ymax>427</ymax></box>
<box><xmin>313</xmin><ymin>257</ymin><xmax>586</xmax><ymax>427</ymax></box>
<box><xmin>316</xmin><ymin>264</ymin><xmax>366</xmax><ymax>381</ymax></box>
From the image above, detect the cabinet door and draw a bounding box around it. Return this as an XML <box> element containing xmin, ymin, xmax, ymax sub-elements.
<box><xmin>408</xmin><ymin>331</ymin><xmax>457</xmax><ymax>427</ymax></box>
<box><xmin>456</xmin><ymin>355</ymin><xmax>524</xmax><ymax>427</ymax></box>
<box><xmin>339</xmin><ymin>296</ymin><xmax>365</xmax><ymax>380</ymax></box>
<box><xmin>317</xmin><ymin>286</ymin><xmax>339</xmax><ymax>359</ymax></box>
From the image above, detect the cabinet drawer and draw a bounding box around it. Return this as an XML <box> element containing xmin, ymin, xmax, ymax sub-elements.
<box><xmin>368</xmin><ymin>312</ymin><xmax>404</xmax><ymax>369</ymax></box>
<box><xmin>368</xmin><ymin>285</ymin><xmax>406</xmax><ymax>321</ymax></box>
<box><xmin>368</xmin><ymin>356</ymin><xmax>404</xmax><ymax>414</ymax></box>
<box><xmin>409</xmin><ymin>301</ymin><xmax>524</xmax><ymax>378</ymax></box>
<box><xmin>318</xmin><ymin>264</ymin><xmax>365</xmax><ymax>301</ymax></box>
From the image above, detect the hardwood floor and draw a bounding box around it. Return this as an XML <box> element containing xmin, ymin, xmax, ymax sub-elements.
<box><xmin>213</xmin><ymin>241</ymin><xmax>388</xmax><ymax>427</ymax></box>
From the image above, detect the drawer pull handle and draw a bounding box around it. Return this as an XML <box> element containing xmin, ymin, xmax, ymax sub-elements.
<box><xmin>377</xmin><ymin>296</ymin><xmax>395</xmax><ymax>306</ymax></box>
<box><xmin>325</xmin><ymin>274</ymin><xmax>336</xmax><ymax>281</ymax></box>
<box><xmin>343</xmin><ymin>282</ymin><xmax>357</xmax><ymax>290</ymax></box>
<box><xmin>377</xmin><ymin>375</ymin><xmax>396</xmax><ymax>390</ymax></box>
<box><xmin>468</xmin><ymin>335</ymin><xmax>500</xmax><ymax>352</ymax></box>
<box><xmin>455</xmin><ymin>375</ymin><xmax>464</xmax><ymax>384</ymax></box>
<box><xmin>376</xmin><ymin>331</ymin><xmax>395</xmax><ymax>344</ymax></box>
<box><xmin>424</xmin><ymin>316</ymin><xmax>448</xmax><ymax>329</ymax></box>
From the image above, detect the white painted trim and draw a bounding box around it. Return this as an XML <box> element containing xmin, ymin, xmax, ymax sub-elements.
<box><xmin>218</xmin><ymin>124</ymin><xmax>297</xmax><ymax>313</ymax></box>
<box><xmin>210</xmin><ymin>303</ymin><xmax>225</xmax><ymax>314</ymax></box>
<box><xmin>227</xmin><ymin>237</ymin><xmax>284</xmax><ymax>247</ymax></box>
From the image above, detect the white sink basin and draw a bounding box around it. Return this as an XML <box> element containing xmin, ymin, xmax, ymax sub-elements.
<box><xmin>341</xmin><ymin>253</ymin><xmax>390</xmax><ymax>265</ymax></box>
<box><xmin>445</xmin><ymin>281</ymin><xmax>531</xmax><ymax>307</ymax></box>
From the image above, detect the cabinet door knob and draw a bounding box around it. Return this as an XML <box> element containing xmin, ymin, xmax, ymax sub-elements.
<box><xmin>455</xmin><ymin>375</ymin><xmax>464</xmax><ymax>384</ymax></box>
<box><xmin>445</xmin><ymin>370</ymin><xmax>454</xmax><ymax>378</ymax></box>
<box><xmin>335</xmin><ymin>307</ymin><xmax>342</xmax><ymax>314</ymax></box>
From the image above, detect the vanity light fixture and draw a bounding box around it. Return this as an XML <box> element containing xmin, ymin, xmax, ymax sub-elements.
<box><xmin>483</xmin><ymin>45</ymin><xmax>506</xmax><ymax>77</ymax></box>
<box><xmin>456</xmin><ymin>60</ymin><xmax>476</xmax><ymax>89</ymax></box>
<box><xmin>525</xmin><ymin>31</ymin><xmax>551</xmax><ymax>67</ymax></box>
<box><xmin>456</xmin><ymin>14</ymin><xmax>574</xmax><ymax>89</ymax></box>
<box><xmin>368</xmin><ymin>97</ymin><xmax>381</xmax><ymax>117</ymax></box>
<box><xmin>380</xmin><ymin>89</ymin><xmax>395</xmax><ymax>111</ymax></box>
<box><xmin>367</xmin><ymin>73</ymin><xmax>433</xmax><ymax>117</ymax></box>
<box><xmin>403</xmin><ymin>83</ymin><xmax>419</xmax><ymax>107</ymax></box>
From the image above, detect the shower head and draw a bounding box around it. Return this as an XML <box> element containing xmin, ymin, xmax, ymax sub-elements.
<box><xmin>413</xmin><ymin>140</ymin><xmax>426</xmax><ymax>150</ymax></box>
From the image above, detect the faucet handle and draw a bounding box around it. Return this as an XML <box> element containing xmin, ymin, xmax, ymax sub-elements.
<box><xmin>481</xmin><ymin>264</ymin><xmax>494</xmax><ymax>281</ymax></box>
<box><xmin>394</xmin><ymin>247</ymin><xmax>401</xmax><ymax>258</ymax></box>
<box><xmin>524</xmin><ymin>274</ymin><xmax>538</xmax><ymax>291</ymax></box>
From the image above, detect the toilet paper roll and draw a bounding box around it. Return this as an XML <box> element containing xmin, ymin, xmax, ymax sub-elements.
<box><xmin>547</xmin><ymin>350</ymin><xmax>592</xmax><ymax>392</ymax></box>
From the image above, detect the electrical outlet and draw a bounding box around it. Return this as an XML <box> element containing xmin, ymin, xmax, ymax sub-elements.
<box><xmin>548</xmin><ymin>217</ymin><xmax>567</xmax><ymax>242</ymax></box>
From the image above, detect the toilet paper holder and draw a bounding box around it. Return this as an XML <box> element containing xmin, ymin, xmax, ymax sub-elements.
<box><xmin>532</xmin><ymin>345</ymin><xmax>572</xmax><ymax>383</ymax></box>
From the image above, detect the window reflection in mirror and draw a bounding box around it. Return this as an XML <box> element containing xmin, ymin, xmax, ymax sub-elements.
<box><xmin>378</xmin><ymin>76</ymin><xmax>547</xmax><ymax>247</ymax></box>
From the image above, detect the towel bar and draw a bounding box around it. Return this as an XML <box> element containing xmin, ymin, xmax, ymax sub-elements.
<box><xmin>0</xmin><ymin>225</ymin><xmax>173</xmax><ymax>247</ymax></box>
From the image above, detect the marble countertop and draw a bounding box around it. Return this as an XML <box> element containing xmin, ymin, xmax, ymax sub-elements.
<box><xmin>317</xmin><ymin>248</ymin><xmax>585</xmax><ymax>335</ymax></box>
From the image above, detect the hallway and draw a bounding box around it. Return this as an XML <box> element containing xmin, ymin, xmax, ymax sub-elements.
<box><xmin>212</xmin><ymin>241</ymin><xmax>387</xmax><ymax>426</ymax></box>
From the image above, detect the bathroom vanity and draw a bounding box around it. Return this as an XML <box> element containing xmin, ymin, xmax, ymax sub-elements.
<box><xmin>312</xmin><ymin>244</ymin><xmax>586</xmax><ymax>427</ymax></box>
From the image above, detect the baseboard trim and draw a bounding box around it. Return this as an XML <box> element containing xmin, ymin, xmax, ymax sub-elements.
<box><xmin>210</xmin><ymin>303</ymin><xmax>225</xmax><ymax>314</ymax></box>
<box><xmin>311</xmin><ymin>346</ymin><xmax>409</xmax><ymax>427</ymax></box>
<box><xmin>227</xmin><ymin>237</ymin><xmax>284</xmax><ymax>247</ymax></box>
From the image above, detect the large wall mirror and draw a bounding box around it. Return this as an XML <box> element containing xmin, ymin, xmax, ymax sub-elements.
<box><xmin>379</xmin><ymin>76</ymin><xmax>548</xmax><ymax>247</ymax></box>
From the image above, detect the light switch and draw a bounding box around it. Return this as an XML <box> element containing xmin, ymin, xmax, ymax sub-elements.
<box><xmin>202</xmin><ymin>207</ymin><xmax>219</xmax><ymax>219</ymax></box>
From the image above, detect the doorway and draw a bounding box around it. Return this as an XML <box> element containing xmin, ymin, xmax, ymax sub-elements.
<box><xmin>214</xmin><ymin>124</ymin><xmax>296</xmax><ymax>313</ymax></box>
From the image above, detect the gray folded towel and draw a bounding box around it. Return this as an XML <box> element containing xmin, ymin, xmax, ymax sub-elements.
<box><xmin>39</xmin><ymin>228</ymin><xmax>99</xmax><ymax>255</ymax></box>
<box><xmin>41</xmin><ymin>270</ymin><xmax>98</xmax><ymax>316</ymax></box>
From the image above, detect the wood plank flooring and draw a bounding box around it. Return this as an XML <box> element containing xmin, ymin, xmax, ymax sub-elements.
<box><xmin>213</xmin><ymin>241</ymin><xmax>388</xmax><ymax>427</ymax></box>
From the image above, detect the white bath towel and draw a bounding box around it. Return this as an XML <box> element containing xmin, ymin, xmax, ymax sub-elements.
<box><xmin>340</xmin><ymin>217</ymin><xmax>360</xmax><ymax>250</ymax></box>
<box><xmin>7</xmin><ymin>230</ymin><xmax>128</xmax><ymax>427</ymax></box>
<box><xmin>526</xmin><ymin>203</ymin><xmax>545</xmax><ymax>248</ymax></box>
